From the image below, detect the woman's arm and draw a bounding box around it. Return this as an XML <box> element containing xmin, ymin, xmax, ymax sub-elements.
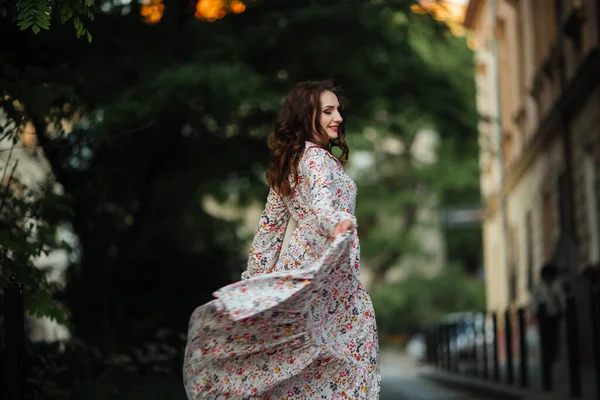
<box><xmin>301</xmin><ymin>146</ymin><xmax>356</xmax><ymax>238</ymax></box>
<box><xmin>242</xmin><ymin>188</ymin><xmax>290</xmax><ymax>280</ymax></box>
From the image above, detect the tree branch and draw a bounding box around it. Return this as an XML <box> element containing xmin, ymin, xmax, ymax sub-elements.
<box><xmin>31</xmin><ymin>117</ymin><xmax>71</xmax><ymax>191</ymax></box>
<box><xmin>369</xmin><ymin>202</ymin><xmax>420</xmax><ymax>289</ymax></box>
<box><xmin>113</xmin><ymin>122</ymin><xmax>183</xmax><ymax>260</ymax></box>
<box><xmin>0</xmin><ymin>154</ymin><xmax>19</xmax><ymax>217</ymax></box>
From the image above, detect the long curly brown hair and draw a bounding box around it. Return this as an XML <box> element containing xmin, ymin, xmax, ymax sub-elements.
<box><xmin>266</xmin><ymin>79</ymin><xmax>349</xmax><ymax>197</ymax></box>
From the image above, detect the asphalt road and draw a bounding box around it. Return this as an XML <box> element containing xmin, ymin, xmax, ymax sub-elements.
<box><xmin>380</xmin><ymin>351</ymin><xmax>477</xmax><ymax>400</ymax></box>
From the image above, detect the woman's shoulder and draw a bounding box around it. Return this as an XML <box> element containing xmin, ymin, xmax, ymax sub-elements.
<box><xmin>302</xmin><ymin>141</ymin><xmax>341</xmax><ymax>167</ymax></box>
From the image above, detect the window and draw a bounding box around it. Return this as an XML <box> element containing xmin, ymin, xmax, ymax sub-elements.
<box><xmin>533</xmin><ymin>0</ymin><xmax>545</xmax><ymax>66</ymax></box>
<box><xmin>512</xmin><ymin>1</ymin><xmax>526</xmax><ymax>106</ymax></box>
<box><xmin>584</xmin><ymin>151</ymin><xmax>599</xmax><ymax>261</ymax></box>
<box><xmin>508</xmin><ymin>226</ymin><xmax>519</xmax><ymax>304</ymax></box>
<box><xmin>555</xmin><ymin>0</ymin><xmax>564</xmax><ymax>27</ymax></box>
<box><xmin>526</xmin><ymin>211</ymin><xmax>534</xmax><ymax>290</ymax></box>
<box><xmin>557</xmin><ymin>172</ymin><xmax>570</xmax><ymax>233</ymax></box>
<box><xmin>541</xmin><ymin>188</ymin><xmax>556</xmax><ymax>261</ymax></box>
<box><xmin>532</xmin><ymin>0</ymin><xmax>559</xmax><ymax>67</ymax></box>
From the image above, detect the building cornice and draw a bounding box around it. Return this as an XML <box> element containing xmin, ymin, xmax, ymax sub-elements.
<box><xmin>502</xmin><ymin>48</ymin><xmax>600</xmax><ymax>195</ymax></box>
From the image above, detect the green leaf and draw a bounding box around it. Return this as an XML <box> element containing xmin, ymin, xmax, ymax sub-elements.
<box><xmin>87</xmin><ymin>31</ymin><xmax>92</xmax><ymax>43</ymax></box>
<box><xmin>37</xmin><ymin>18</ymin><xmax>51</xmax><ymax>30</ymax></box>
<box><xmin>59</xmin><ymin>240</ymin><xmax>73</xmax><ymax>252</ymax></box>
<box><xmin>18</xmin><ymin>21</ymin><xmax>35</xmax><ymax>30</ymax></box>
<box><xmin>18</xmin><ymin>15</ymin><xmax>35</xmax><ymax>24</ymax></box>
<box><xmin>38</xmin><ymin>3</ymin><xmax>51</xmax><ymax>14</ymax></box>
<box><xmin>31</xmin><ymin>24</ymin><xmax>41</xmax><ymax>34</ymax></box>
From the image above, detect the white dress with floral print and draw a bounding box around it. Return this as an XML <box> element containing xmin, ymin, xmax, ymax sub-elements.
<box><xmin>183</xmin><ymin>141</ymin><xmax>380</xmax><ymax>399</ymax></box>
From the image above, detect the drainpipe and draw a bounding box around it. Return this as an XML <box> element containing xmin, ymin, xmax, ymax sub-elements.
<box><xmin>489</xmin><ymin>0</ymin><xmax>511</xmax><ymax>308</ymax></box>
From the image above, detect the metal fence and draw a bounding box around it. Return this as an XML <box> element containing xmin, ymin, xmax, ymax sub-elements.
<box><xmin>2</xmin><ymin>275</ymin><xmax>600</xmax><ymax>400</ymax></box>
<box><xmin>1</xmin><ymin>276</ymin><xmax>25</xmax><ymax>400</ymax></box>
<box><xmin>423</xmin><ymin>285</ymin><xmax>600</xmax><ymax>399</ymax></box>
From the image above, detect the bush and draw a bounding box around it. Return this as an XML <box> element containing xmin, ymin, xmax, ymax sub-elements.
<box><xmin>371</xmin><ymin>263</ymin><xmax>485</xmax><ymax>340</ymax></box>
<box><xmin>25</xmin><ymin>338</ymin><xmax>186</xmax><ymax>400</ymax></box>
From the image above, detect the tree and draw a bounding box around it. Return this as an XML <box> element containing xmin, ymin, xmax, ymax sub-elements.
<box><xmin>352</xmin><ymin>14</ymin><xmax>481</xmax><ymax>287</ymax></box>
<box><xmin>1</xmin><ymin>0</ymin><xmax>475</xmax><ymax>369</ymax></box>
<box><xmin>372</xmin><ymin>263</ymin><xmax>486</xmax><ymax>338</ymax></box>
<box><xmin>1</xmin><ymin>0</ymin><xmax>94</xmax><ymax>38</ymax></box>
<box><xmin>0</xmin><ymin>145</ymin><xmax>71</xmax><ymax>324</ymax></box>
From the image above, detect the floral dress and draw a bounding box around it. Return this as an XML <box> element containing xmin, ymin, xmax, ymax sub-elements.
<box><xmin>183</xmin><ymin>141</ymin><xmax>380</xmax><ymax>399</ymax></box>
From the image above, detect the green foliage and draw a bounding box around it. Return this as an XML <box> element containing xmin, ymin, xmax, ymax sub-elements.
<box><xmin>1</xmin><ymin>0</ymin><xmax>483</xmax><ymax>379</ymax></box>
<box><xmin>26</xmin><ymin>340</ymin><xmax>117</xmax><ymax>399</ymax></box>
<box><xmin>372</xmin><ymin>264</ymin><xmax>486</xmax><ymax>337</ymax></box>
<box><xmin>25</xmin><ymin>338</ymin><xmax>186</xmax><ymax>399</ymax></box>
<box><xmin>353</xmin><ymin>18</ymin><xmax>481</xmax><ymax>285</ymax></box>
<box><xmin>351</xmin><ymin>14</ymin><xmax>483</xmax><ymax>333</ymax></box>
<box><xmin>16</xmin><ymin>0</ymin><xmax>52</xmax><ymax>33</ymax></box>
<box><xmin>0</xmin><ymin>150</ymin><xmax>72</xmax><ymax>325</ymax></box>
<box><xmin>11</xmin><ymin>0</ymin><xmax>94</xmax><ymax>40</ymax></box>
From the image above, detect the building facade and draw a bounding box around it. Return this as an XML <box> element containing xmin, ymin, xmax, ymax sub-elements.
<box><xmin>465</xmin><ymin>0</ymin><xmax>599</xmax><ymax>365</ymax></box>
<box><xmin>0</xmin><ymin>115</ymin><xmax>71</xmax><ymax>342</ymax></box>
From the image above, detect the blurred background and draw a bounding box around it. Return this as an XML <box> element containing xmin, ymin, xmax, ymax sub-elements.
<box><xmin>1</xmin><ymin>0</ymin><xmax>598</xmax><ymax>399</ymax></box>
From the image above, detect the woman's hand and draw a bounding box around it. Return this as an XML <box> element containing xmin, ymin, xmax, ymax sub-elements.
<box><xmin>334</xmin><ymin>219</ymin><xmax>355</xmax><ymax>237</ymax></box>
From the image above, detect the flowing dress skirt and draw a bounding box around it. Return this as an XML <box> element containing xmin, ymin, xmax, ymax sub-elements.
<box><xmin>183</xmin><ymin>233</ymin><xmax>380</xmax><ymax>399</ymax></box>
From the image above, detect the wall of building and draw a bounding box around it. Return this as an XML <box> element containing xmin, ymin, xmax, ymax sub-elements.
<box><xmin>570</xmin><ymin>87</ymin><xmax>600</xmax><ymax>265</ymax></box>
<box><xmin>505</xmin><ymin>136</ymin><xmax>564</xmax><ymax>305</ymax></box>
<box><xmin>466</xmin><ymin>0</ymin><xmax>600</xmax><ymax>367</ymax></box>
<box><xmin>482</xmin><ymin>213</ymin><xmax>506</xmax><ymax>311</ymax></box>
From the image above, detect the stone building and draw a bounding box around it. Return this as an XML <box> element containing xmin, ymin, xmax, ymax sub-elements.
<box><xmin>465</xmin><ymin>0</ymin><xmax>599</xmax><ymax>366</ymax></box>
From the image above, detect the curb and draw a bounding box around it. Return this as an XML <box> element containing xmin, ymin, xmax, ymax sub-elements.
<box><xmin>420</xmin><ymin>370</ymin><xmax>528</xmax><ymax>400</ymax></box>
<box><xmin>420</xmin><ymin>370</ymin><xmax>597</xmax><ymax>400</ymax></box>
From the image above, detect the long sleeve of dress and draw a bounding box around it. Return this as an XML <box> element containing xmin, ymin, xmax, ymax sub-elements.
<box><xmin>242</xmin><ymin>188</ymin><xmax>290</xmax><ymax>280</ymax></box>
<box><xmin>301</xmin><ymin>146</ymin><xmax>357</xmax><ymax>238</ymax></box>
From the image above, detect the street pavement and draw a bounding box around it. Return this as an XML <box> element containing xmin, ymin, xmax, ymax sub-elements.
<box><xmin>380</xmin><ymin>351</ymin><xmax>479</xmax><ymax>400</ymax></box>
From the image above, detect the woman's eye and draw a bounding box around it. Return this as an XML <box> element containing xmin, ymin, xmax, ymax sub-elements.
<box><xmin>324</xmin><ymin>111</ymin><xmax>332</xmax><ymax>115</ymax></box>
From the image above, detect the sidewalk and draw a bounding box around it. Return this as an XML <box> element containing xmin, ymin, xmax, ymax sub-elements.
<box><xmin>380</xmin><ymin>350</ymin><xmax>494</xmax><ymax>400</ymax></box>
<box><xmin>421</xmin><ymin>363</ymin><xmax>598</xmax><ymax>400</ymax></box>
<box><xmin>421</xmin><ymin>369</ymin><xmax>526</xmax><ymax>400</ymax></box>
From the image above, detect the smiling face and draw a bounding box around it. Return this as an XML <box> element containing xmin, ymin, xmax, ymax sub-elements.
<box><xmin>318</xmin><ymin>90</ymin><xmax>343</xmax><ymax>140</ymax></box>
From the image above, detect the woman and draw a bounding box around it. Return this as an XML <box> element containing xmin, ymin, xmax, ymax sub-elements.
<box><xmin>183</xmin><ymin>79</ymin><xmax>380</xmax><ymax>399</ymax></box>
<box><xmin>531</xmin><ymin>262</ymin><xmax>564</xmax><ymax>369</ymax></box>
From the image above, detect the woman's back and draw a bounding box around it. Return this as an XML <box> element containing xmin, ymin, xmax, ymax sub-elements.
<box><xmin>183</xmin><ymin>80</ymin><xmax>379</xmax><ymax>400</ymax></box>
<box><xmin>286</xmin><ymin>141</ymin><xmax>357</xmax><ymax>223</ymax></box>
<box><xmin>244</xmin><ymin>141</ymin><xmax>359</xmax><ymax>278</ymax></box>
